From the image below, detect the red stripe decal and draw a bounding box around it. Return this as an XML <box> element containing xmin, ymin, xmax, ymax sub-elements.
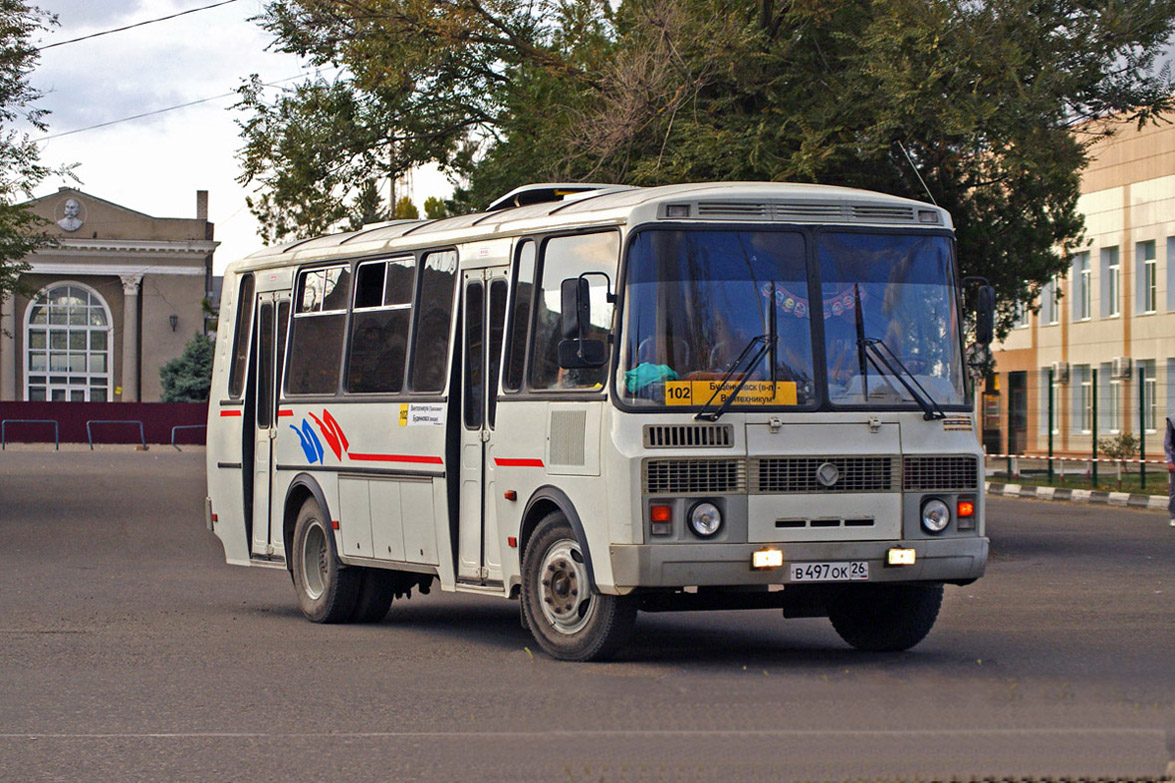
<box><xmin>219</xmin><ymin>410</ymin><xmax>242</xmax><ymax>417</ymax></box>
<box><xmin>277</xmin><ymin>410</ymin><xmax>294</xmax><ymax>418</ymax></box>
<box><xmin>348</xmin><ymin>453</ymin><xmax>444</xmax><ymax>465</ymax></box>
<box><xmin>494</xmin><ymin>458</ymin><xmax>545</xmax><ymax>468</ymax></box>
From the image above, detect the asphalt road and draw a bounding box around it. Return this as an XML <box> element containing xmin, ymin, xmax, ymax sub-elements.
<box><xmin>1</xmin><ymin>446</ymin><xmax>1173</xmax><ymax>782</ymax></box>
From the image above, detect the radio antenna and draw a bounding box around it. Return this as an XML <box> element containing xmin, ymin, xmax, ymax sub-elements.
<box><xmin>898</xmin><ymin>140</ymin><xmax>937</xmax><ymax>207</ymax></box>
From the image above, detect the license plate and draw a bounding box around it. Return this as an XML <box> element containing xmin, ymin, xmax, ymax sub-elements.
<box><xmin>788</xmin><ymin>561</ymin><xmax>869</xmax><ymax>582</ymax></box>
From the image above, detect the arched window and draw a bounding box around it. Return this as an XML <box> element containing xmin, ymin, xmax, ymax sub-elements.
<box><xmin>25</xmin><ymin>282</ymin><xmax>112</xmax><ymax>402</ymax></box>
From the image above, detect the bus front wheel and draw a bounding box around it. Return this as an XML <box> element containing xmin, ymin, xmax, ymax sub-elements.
<box><xmin>291</xmin><ymin>498</ymin><xmax>360</xmax><ymax>623</ymax></box>
<box><xmin>827</xmin><ymin>583</ymin><xmax>943</xmax><ymax>652</ymax></box>
<box><xmin>521</xmin><ymin>513</ymin><xmax>636</xmax><ymax>661</ymax></box>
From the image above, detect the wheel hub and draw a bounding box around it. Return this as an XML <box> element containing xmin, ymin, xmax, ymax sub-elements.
<box><xmin>538</xmin><ymin>540</ymin><xmax>593</xmax><ymax>635</ymax></box>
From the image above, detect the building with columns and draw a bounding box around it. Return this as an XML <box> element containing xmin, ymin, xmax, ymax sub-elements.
<box><xmin>986</xmin><ymin>117</ymin><xmax>1175</xmax><ymax>461</ymax></box>
<box><xmin>0</xmin><ymin>188</ymin><xmax>217</xmax><ymax>402</ymax></box>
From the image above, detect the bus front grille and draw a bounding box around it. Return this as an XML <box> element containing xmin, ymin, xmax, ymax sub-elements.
<box><xmin>643</xmin><ymin>458</ymin><xmax>746</xmax><ymax>495</ymax></box>
<box><xmin>903</xmin><ymin>455</ymin><xmax>979</xmax><ymax>491</ymax></box>
<box><xmin>750</xmin><ymin>456</ymin><xmax>899</xmax><ymax>494</ymax></box>
<box><xmin>643</xmin><ymin>424</ymin><xmax>734</xmax><ymax>448</ymax></box>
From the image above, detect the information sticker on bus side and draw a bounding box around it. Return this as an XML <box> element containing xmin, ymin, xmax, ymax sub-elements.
<box><xmin>788</xmin><ymin>561</ymin><xmax>869</xmax><ymax>582</ymax></box>
<box><xmin>664</xmin><ymin>380</ymin><xmax>797</xmax><ymax>406</ymax></box>
<box><xmin>398</xmin><ymin>403</ymin><xmax>447</xmax><ymax>426</ymax></box>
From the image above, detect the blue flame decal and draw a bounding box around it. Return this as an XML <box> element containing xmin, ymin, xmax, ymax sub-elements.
<box><xmin>291</xmin><ymin>420</ymin><xmax>324</xmax><ymax>464</ymax></box>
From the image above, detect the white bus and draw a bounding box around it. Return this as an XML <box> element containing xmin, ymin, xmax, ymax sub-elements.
<box><xmin>206</xmin><ymin>182</ymin><xmax>994</xmax><ymax>661</ymax></box>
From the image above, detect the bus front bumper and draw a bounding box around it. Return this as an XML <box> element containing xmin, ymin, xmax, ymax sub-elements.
<box><xmin>608</xmin><ymin>536</ymin><xmax>988</xmax><ymax>590</ymax></box>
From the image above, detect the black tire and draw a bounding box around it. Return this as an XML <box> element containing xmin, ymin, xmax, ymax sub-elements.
<box><xmin>827</xmin><ymin>583</ymin><xmax>943</xmax><ymax>652</ymax></box>
<box><xmin>291</xmin><ymin>498</ymin><xmax>360</xmax><ymax>623</ymax></box>
<box><xmin>350</xmin><ymin>568</ymin><xmax>396</xmax><ymax>623</ymax></box>
<box><xmin>521</xmin><ymin>512</ymin><xmax>636</xmax><ymax>662</ymax></box>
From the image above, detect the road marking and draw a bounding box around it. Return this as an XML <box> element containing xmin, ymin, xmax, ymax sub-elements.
<box><xmin>0</xmin><ymin>728</ymin><xmax>1164</xmax><ymax>740</ymax></box>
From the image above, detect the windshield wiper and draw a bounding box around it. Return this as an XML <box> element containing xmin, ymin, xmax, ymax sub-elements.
<box><xmin>857</xmin><ymin>337</ymin><xmax>946</xmax><ymax>420</ymax></box>
<box><xmin>695</xmin><ymin>333</ymin><xmax>776</xmax><ymax>422</ymax></box>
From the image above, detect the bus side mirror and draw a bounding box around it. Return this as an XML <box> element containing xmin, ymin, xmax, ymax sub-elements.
<box><xmin>561</xmin><ymin>277</ymin><xmax>590</xmax><ymax>340</ymax></box>
<box><xmin>558</xmin><ymin>276</ymin><xmax>608</xmax><ymax>368</ymax></box>
<box><xmin>976</xmin><ymin>285</ymin><xmax>996</xmax><ymax>346</ymax></box>
<box><xmin>558</xmin><ymin>338</ymin><xmax>608</xmax><ymax>368</ymax></box>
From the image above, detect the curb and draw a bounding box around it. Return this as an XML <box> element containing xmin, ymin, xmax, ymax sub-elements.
<box><xmin>986</xmin><ymin>481</ymin><xmax>1171</xmax><ymax>512</ymax></box>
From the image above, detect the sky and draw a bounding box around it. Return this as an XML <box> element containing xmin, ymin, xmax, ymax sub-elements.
<box><xmin>27</xmin><ymin>0</ymin><xmax>452</xmax><ymax>275</ymax></box>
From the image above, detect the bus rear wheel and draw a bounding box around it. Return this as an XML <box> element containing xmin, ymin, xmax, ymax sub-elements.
<box><xmin>521</xmin><ymin>513</ymin><xmax>635</xmax><ymax>662</ymax></box>
<box><xmin>291</xmin><ymin>498</ymin><xmax>360</xmax><ymax>623</ymax></box>
<box><xmin>350</xmin><ymin>568</ymin><xmax>396</xmax><ymax>623</ymax></box>
<box><xmin>827</xmin><ymin>583</ymin><xmax>943</xmax><ymax>652</ymax></box>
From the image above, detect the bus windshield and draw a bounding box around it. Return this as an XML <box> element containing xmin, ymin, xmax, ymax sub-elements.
<box><xmin>619</xmin><ymin>229</ymin><xmax>817</xmax><ymax>409</ymax></box>
<box><xmin>618</xmin><ymin>228</ymin><xmax>967</xmax><ymax>411</ymax></box>
<box><xmin>818</xmin><ymin>231</ymin><xmax>966</xmax><ymax>409</ymax></box>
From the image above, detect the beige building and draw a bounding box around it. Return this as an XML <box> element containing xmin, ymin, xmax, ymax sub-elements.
<box><xmin>0</xmin><ymin>188</ymin><xmax>217</xmax><ymax>402</ymax></box>
<box><xmin>988</xmin><ymin>119</ymin><xmax>1175</xmax><ymax>460</ymax></box>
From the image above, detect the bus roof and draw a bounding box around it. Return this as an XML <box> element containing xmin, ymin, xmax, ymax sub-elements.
<box><xmin>228</xmin><ymin>182</ymin><xmax>951</xmax><ymax>272</ymax></box>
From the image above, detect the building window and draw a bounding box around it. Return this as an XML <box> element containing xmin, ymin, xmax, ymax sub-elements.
<box><xmin>1138</xmin><ymin>240</ymin><xmax>1157</xmax><ymax>314</ymax></box>
<box><xmin>25</xmin><ymin>283</ymin><xmax>112</xmax><ymax>402</ymax></box>
<box><xmin>1072</xmin><ymin>251</ymin><xmax>1090</xmax><ymax>321</ymax></box>
<box><xmin>1039</xmin><ymin>368</ymin><xmax>1060</xmax><ymax>435</ymax></box>
<box><xmin>1140</xmin><ymin>359</ymin><xmax>1157</xmax><ymax>433</ymax></box>
<box><xmin>1102</xmin><ymin>246</ymin><xmax>1120</xmax><ymax>317</ymax></box>
<box><xmin>1167</xmin><ymin>238</ymin><xmax>1175</xmax><ymax>313</ymax></box>
<box><xmin>1040</xmin><ymin>276</ymin><xmax>1060</xmax><ymax>325</ymax></box>
<box><xmin>1108</xmin><ymin>378</ymin><xmax>1121</xmax><ymax>433</ymax></box>
<box><xmin>1076</xmin><ymin>364</ymin><xmax>1092</xmax><ymax>434</ymax></box>
<box><xmin>1010</xmin><ymin>299</ymin><xmax>1030</xmax><ymax>329</ymax></box>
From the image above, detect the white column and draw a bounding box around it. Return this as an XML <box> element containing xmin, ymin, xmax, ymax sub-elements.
<box><xmin>0</xmin><ymin>293</ymin><xmax>15</xmax><ymax>400</ymax></box>
<box><xmin>120</xmin><ymin>275</ymin><xmax>141</xmax><ymax>402</ymax></box>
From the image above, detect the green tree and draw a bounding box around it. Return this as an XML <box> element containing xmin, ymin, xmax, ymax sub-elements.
<box><xmin>346</xmin><ymin>179</ymin><xmax>386</xmax><ymax>230</ymax></box>
<box><xmin>235</xmin><ymin>0</ymin><xmax>611</xmax><ymax>241</ymax></box>
<box><xmin>392</xmin><ymin>196</ymin><xmax>419</xmax><ymax>219</ymax></box>
<box><xmin>422</xmin><ymin>195</ymin><xmax>447</xmax><ymax>220</ymax></box>
<box><xmin>0</xmin><ymin>1</ymin><xmax>60</xmax><ymax>322</ymax></box>
<box><xmin>239</xmin><ymin>0</ymin><xmax>1175</xmax><ymax>334</ymax></box>
<box><xmin>160</xmin><ymin>333</ymin><xmax>215</xmax><ymax>403</ymax></box>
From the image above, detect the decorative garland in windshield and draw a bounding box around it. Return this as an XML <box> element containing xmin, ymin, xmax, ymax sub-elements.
<box><xmin>760</xmin><ymin>283</ymin><xmax>868</xmax><ymax>320</ymax></box>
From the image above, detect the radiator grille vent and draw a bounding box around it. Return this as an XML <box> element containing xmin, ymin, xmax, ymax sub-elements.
<box><xmin>681</xmin><ymin>201</ymin><xmax>921</xmax><ymax>224</ymax></box>
<box><xmin>644</xmin><ymin>424</ymin><xmax>733</xmax><ymax>449</ymax></box>
<box><xmin>774</xmin><ymin>203</ymin><xmax>846</xmax><ymax>221</ymax></box>
<box><xmin>549</xmin><ymin>410</ymin><xmax>587</xmax><ymax>466</ymax></box>
<box><xmin>696</xmin><ymin>202</ymin><xmax>770</xmax><ymax>218</ymax></box>
<box><xmin>643</xmin><ymin>459</ymin><xmax>746</xmax><ymax>495</ymax></box>
<box><xmin>850</xmin><ymin>205</ymin><xmax>917</xmax><ymax>223</ymax></box>
<box><xmin>903</xmin><ymin>455</ymin><xmax>978</xmax><ymax>491</ymax></box>
<box><xmin>750</xmin><ymin>456</ymin><xmax>899</xmax><ymax>494</ymax></box>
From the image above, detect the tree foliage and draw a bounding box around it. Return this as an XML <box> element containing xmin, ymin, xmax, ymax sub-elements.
<box><xmin>422</xmin><ymin>195</ymin><xmax>447</xmax><ymax>219</ymax></box>
<box><xmin>239</xmin><ymin>0</ymin><xmax>1175</xmax><ymax>335</ymax></box>
<box><xmin>392</xmin><ymin>195</ymin><xmax>418</xmax><ymax>219</ymax></box>
<box><xmin>160</xmin><ymin>333</ymin><xmax>215</xmax><ymax>403</ymax></box>
<box><xmin>0</xmin><ymin>1</ymin><xmax>58</xmax><ymax>315</ymax></box>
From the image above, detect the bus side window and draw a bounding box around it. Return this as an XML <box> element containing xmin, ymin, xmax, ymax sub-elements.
<box><xmin>346</xmin><ymin>258</ymin><xmax>413</xmax><ymax>394</ymax></box>
<box><xmin>409</xmin><ymin>250</ymin><xmax>457</xmax><ymax>393</ymax></box>
<box><xmin>227</xmin><ymin>273</ymin><xmax>254</xmax><ymax>399</ymax></box>
<box><xmin>528</xmin><ymin>232</ymin><xmax>618</xmax><ymax>391</ymax></box>
<box><xmin>286</xmin><ymin>265</ymin><xmax>350</xmax><ymax>395</ymax></box>
<box><xmin>503</xmin><ymin>240</ymin><xmax>535</xmax><ymax>392</ymax></box>
<box><xmin>487</xmin><ymin>279</ymin><xmax>507</xmax><ymax>427</ymax></box>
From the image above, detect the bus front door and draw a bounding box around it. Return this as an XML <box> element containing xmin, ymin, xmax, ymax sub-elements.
<box><xmin>457</xmin><ymin>271</ymin><xmax>508</xmax><ymax>586</ymax></box>
<box><xmin>249</xmin><ymin>293</ymin><xmax>289</xmax><ymax>562</ymax></box>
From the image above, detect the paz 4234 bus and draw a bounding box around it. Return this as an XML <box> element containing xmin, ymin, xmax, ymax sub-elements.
<box><xmin>205</xmin><ymin>181</ymin><xmax>995</xmax><ymax>661</ymax></box>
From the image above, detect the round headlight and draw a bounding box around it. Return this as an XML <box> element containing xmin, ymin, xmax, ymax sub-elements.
<box><xmin>921</xmin><ymin>498</ymin><xmax>950</xmax><ymax>533</ymax></box>
<box><xmin>688</xmin><ymin>502</ymin><xmax>723</xmax><ymax>538</ymax></box>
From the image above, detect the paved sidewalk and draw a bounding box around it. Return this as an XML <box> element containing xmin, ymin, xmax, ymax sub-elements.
<box><xmin>986</xmin><ymin>480</ymin><xmax>1171</xmax><ymax>512</ymax></box>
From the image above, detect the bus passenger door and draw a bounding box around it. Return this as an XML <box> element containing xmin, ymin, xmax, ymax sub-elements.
<box><xmin>250</xmin><ymin>293</ymin><xmax>289</xmax><ymax>561</ymax></box>
<box><xmin>458</xmin><ymin>270</ymin><xmax>508</xmax><ymax>586</ymax></box>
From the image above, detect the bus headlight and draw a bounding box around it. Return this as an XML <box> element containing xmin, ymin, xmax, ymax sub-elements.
<box><xmin>688</xmin><ymin>502</ymin><xmax>722</xmax><ymax>538</ymax></box>
<box><xmin>920</xmin><ymin>498</ymin><xmax>950</xmax><ymax>533</ymax></box>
